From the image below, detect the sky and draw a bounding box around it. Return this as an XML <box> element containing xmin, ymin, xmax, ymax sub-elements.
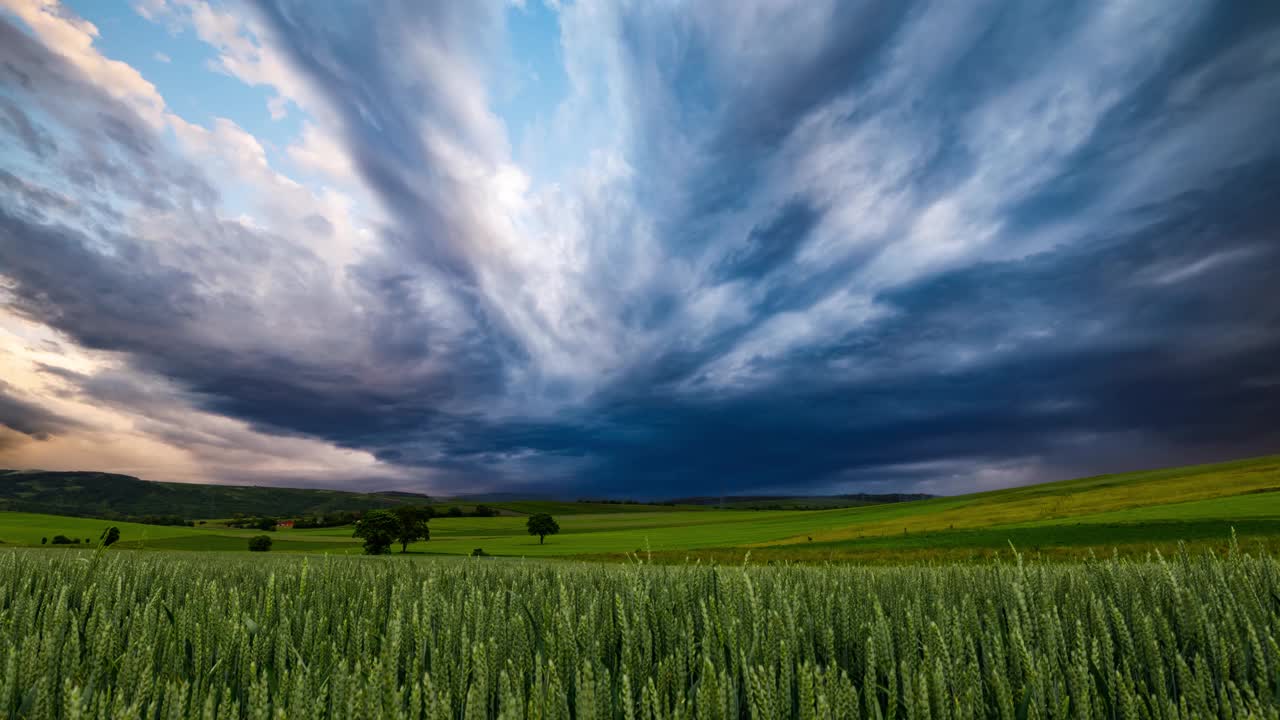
<box><xmin>0</xmin><ymin>0</ymin><xmax>1278</xmax><ymax>499</ymax></box>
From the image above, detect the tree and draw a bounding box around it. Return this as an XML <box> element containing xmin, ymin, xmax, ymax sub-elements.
<box><xmin>40</xmin><ymin>537</ymin><xmax>47</xmax><ymax>545</ymax></box>
<box><xmin>392</xmin><ymin>505</ymin><xmax>432</xmax><ymax>553</ymax></box>
<box><xmin>353</xmin><ymin>509</ymin><xmax>399</xmax><ymax>555</ymax></box>
<box><xmin>248</xmin><ymin>535</ymin><xmax>273</xmax><ymax>552</ymax></box>
<box><xmin>526</xmin><ymin>513</ymin><xmax>560</xmax><ymax>544</ymax></box>
<box><xmin>446</xmin><ymin>506</ymin><xmax>464</xmax><ymax>518</ymax></box>
<box><xmin>51</xmin><ymin>535</ymin><xmax>72</xmax><ymax>545</ymax></box>
<box><xmin>100</xmin><ymin>526</ymin><xmax>120</xmax><ymax>547</ymax></box>
<box><xmin>255</xmin><ymin>517</ymin><xmax>278</xmax><ymax>532</ymax></box>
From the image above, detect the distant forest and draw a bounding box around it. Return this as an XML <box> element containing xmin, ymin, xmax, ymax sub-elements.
<box><xmin>0</xmin><ymin>470</ymin><xmax>426</xmax><ymax>521</ymax></box>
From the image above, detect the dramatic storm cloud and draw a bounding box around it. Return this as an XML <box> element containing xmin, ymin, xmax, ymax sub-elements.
<box><xmin>1</xmin><ymin>0</ymin><xmax>1278</xmax><ymax>496</ymax></box>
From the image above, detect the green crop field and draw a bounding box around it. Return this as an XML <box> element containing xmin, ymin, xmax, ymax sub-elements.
<box><xmin>1</xmin><ymin>455</ymin><xmax>1278</xmax><ymax>560</ymax></box>
<box><xmin>0</xmin><ymin>513</ymin><xmax>361</xmax><ymax>553</ymax></box>
<box><xmin>2</xmin><ymin>546</ymin><xmax>1278</xmax><ymax>719</ymax></box>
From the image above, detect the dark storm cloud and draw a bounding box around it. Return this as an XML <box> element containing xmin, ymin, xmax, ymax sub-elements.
<box><xmin>402</xmin><ymin>167</ymin><xmax>1280</xmax><ymax>498</ymax></box>
<box><xmin>1</xmin><ymin>1</ymin><xmax>1279</xmax><ymax>495</ymax></box>
<box><xmin>0</xmin><ymin>202</ymin><xmax>484</xmax><ymax>446</ymax></box>
<box><xmin>0</xmin><ymin>381</ymin><xmax>82</xmax><ymax>442</ymax></box>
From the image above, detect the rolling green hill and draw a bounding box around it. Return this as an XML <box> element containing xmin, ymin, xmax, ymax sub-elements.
<box><xmin>726</xmin><ymin>453</ymin><xmax>1280</xmax><ymax>562</ymax></box>
<box><xmin>0</xmin><ymin>470</ymin><xmax>714</xmax><ymax>521</ymax></box>
<box><xmin>0</xmin><ymin>470</ymin><xmax>429</xmax><ymax>519</ymax></box>
<box><xmin>760</xmin><ymin>454</ymin><xmax>1280</xmax><ymax>545</ymax></box>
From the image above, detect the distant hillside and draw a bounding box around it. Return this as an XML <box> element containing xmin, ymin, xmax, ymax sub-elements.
<box><xmin>0</xmin><ymin>470</ymin><xmax>429</xmax><ymax>520</ymax></box>
<box><xmin>669</xmin><ymin>493</ymin><xmax>934</xmax><ymax>510</ymax></box>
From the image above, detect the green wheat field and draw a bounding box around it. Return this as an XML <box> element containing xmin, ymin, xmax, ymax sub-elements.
<box><xmin>2</xmin><ymin>546</ymin><xmax>1278</xmax><ymax>719</ymax></box>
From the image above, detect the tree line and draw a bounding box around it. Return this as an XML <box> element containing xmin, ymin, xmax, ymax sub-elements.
<box><xmin>37</xmin><ymin>526</ymin><xmax>120</xmax><ymax>547</ymax></box>
<box><xmin>351</xmin><ymin>507</ymin><xmax>560</xmax><ymax>554</ymax></box>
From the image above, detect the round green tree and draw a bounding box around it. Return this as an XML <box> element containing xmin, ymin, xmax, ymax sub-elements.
<box><xmin>353</xmin><ymin>509</ymin><xmax>400</xmax><ymax>555</ymax></box>
<box><xmin>100</xmin><ymin>526</ymin><xmax>121</xmax><ymax>547</ymax></box>
<box><xmin>392</xmin><ymin>505</ymin><xmax>432</xmax><ymax>553</ymax></box>
<box><xmin>526</xmin><ymin>513</ymin><xmax>560</xmax><ymax>544</ymax></box>
<box><xmin>248</xmin><ymin>535</ymin><xmax>272</xmax><ymax>552</ymax></box>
